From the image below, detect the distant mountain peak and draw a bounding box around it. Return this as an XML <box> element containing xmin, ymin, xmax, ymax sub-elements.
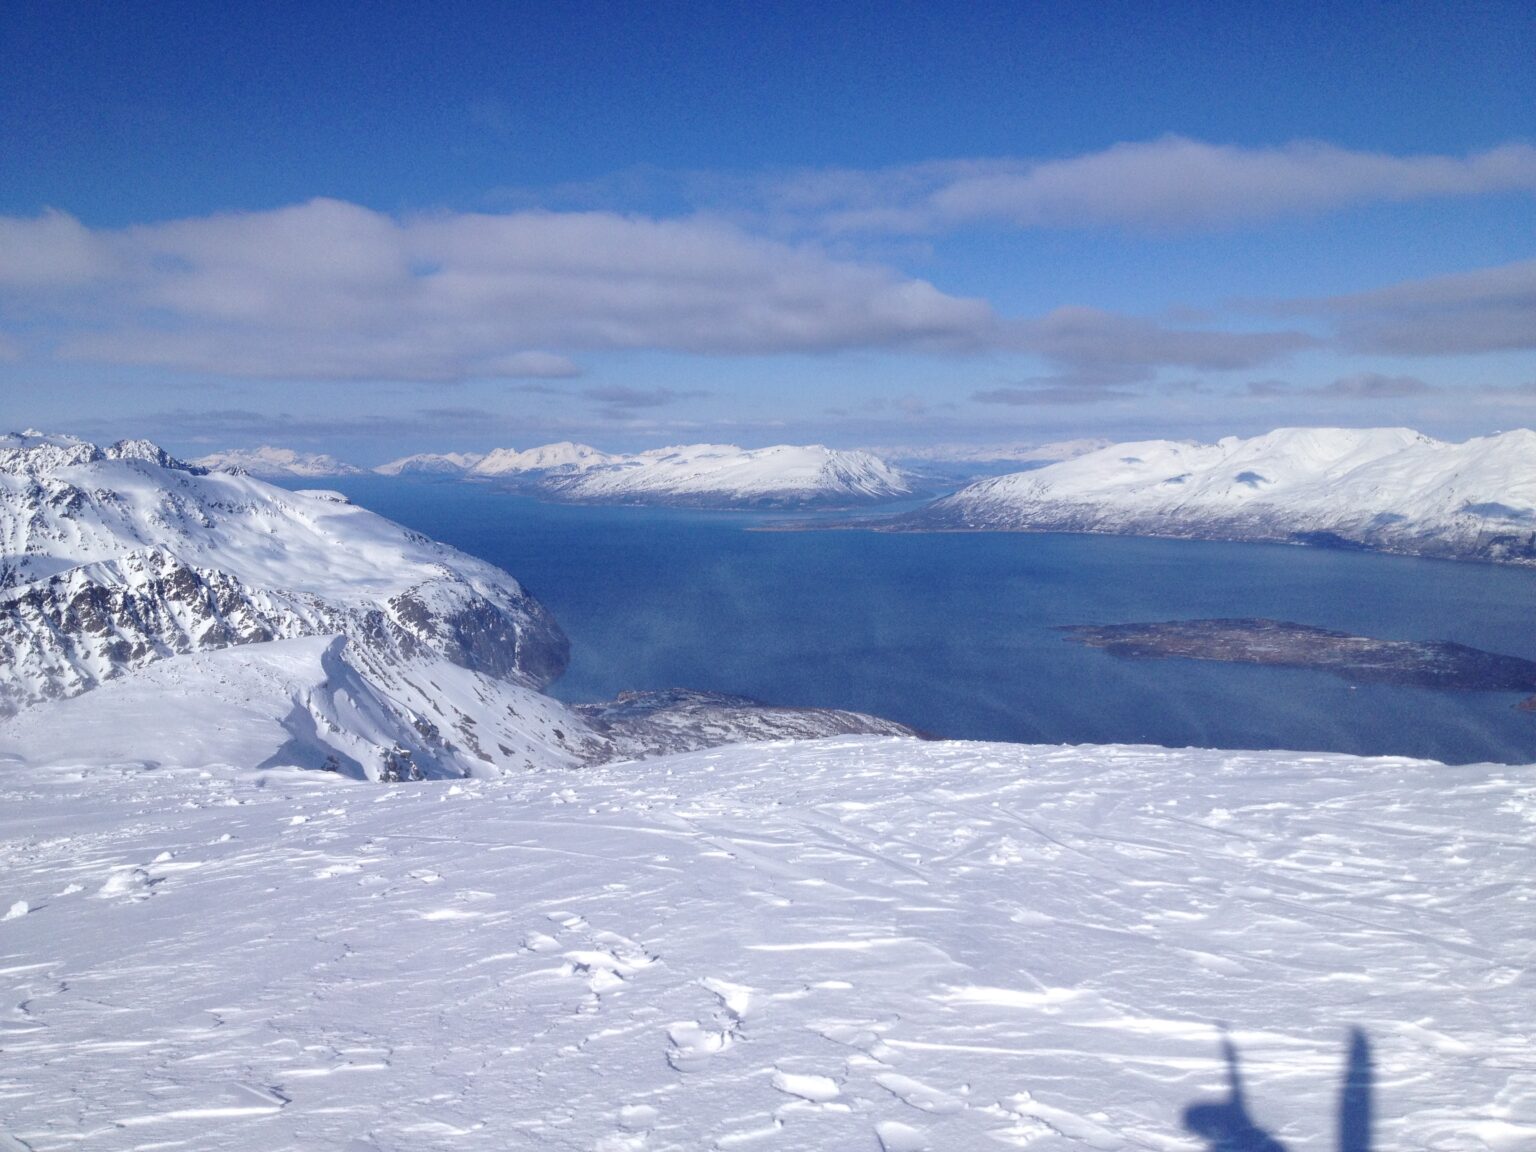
<box><xmin>193</xmin><ymin>445</ymin><xmax>363</xmax><ymax>478</ymax></box>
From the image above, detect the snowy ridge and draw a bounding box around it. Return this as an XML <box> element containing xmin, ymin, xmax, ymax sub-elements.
<box><xmin>544</xmin><ymin>442</ymin><xmax>914</xmax><ymax>507</ymax></box>
<box><xmin>375</xmin><ymin>441</ymin><xmax>915</xmax><ymax>507</ymax></box>
<box><xmin>193</xmin><ymin>445</ymin><xmax>364</xmax><ymax>478</ymax></box>
<box><xmin>0</xmin><ymin>432</ymin><xmax>578</xmax><ymax>777</ymax></box>
<box><xmin>373</xmin><ymin>451</ymin><xmax>487</xmax><ymax>476</ymax></box>
<box><xmin>0</xmin><ymin>737</ymin><xmax>1530</xmax><ymax>1150</ymax></box>
<box><xmin>902</xmin><ymin>426</ymin><xmax>1536</xmax><ymax>563</ymax></box>
<box><xmin>469</xmin><ymin>441</ymin><xmax>619</xmax><ymax>476</ymax></box>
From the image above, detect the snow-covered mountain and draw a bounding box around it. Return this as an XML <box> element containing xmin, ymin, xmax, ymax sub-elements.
<box><xmin>0</xmin><ymin>432</ymin><xmax>907</xmax><ymax>779</ymax></box>
<box><xmin>193</xmin><ymin>445</ymin><xmax>364</xmax><ymax>478</ymax></box>
<box><xmin>469</xmin><ymin>440</ymin><xmax>619</xmax><ymax>476</ymax></box>
<box><xmin>374</xmin><ymin>444</ymin><xmax>619</xmax><ymax>478</ymax></box>
<box><xmin>1</xmin><ymin>736</ymin><xmax>1528</xmax><ymax>1150</ymax></box>
<box><xmin>899</xmin><ymin>427</ymin><xmax>1536</xmax><ymax>564</ymax></box>
<box><xmin>1</xmin><ymin>432</ymin><xmax>1528</xmax><ymax>1151</ymax></box>
<box><xmin>372</xmin><ymin>450</ymin><xmax>486</xmax><ymax>476</ymax></box>
<box><xmin>378</xmin><ymin>441</ymin><xmax>915</xmax><ymax>507</ymax></box>
<box><xmin>543</xmin><ymin>442</ymin><xmax>914</xmax><ymax>507</ymax></box>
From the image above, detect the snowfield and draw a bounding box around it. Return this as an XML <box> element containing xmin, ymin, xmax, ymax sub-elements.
<box><xmin>902</xmin><ymin>427</ymin><xmax>1536</xmax><ymax>564</ymax></box>
<box><xmin>2</xmin><ymin>737</ymin><xmax>1533</xmax><ymax>1151</ymax></box>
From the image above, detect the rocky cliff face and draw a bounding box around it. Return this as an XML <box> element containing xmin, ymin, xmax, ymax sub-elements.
<box><xmin>0</xmin><ymin>432</ymin><xmax>578</xmax><ymax>776</ymax></box>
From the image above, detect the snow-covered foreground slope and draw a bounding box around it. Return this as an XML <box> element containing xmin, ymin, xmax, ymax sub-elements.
<box><xmin>901</xmin><ymin>427</ymin><xmax>1536</xmax><ymax>564</ymax></box>
<box><xmin>193</xmin><ymin>446</ymin><xmax>363</xmax><ymax>478</ymax></box>
<box><xmin>1</xmin><ymin>737</ymin><xmax>1531</xmax><ymax>1151</ymax></box>
<box><xmin>376</xmin><ymin>441</ymin><xmax>915</xmax><ymax>507</ymax></box>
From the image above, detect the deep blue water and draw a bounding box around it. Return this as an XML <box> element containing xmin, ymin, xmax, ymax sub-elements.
<box><xmin>302</xmin><ymin>477</ymin><xmax>1536</xmax><ymax>765</ymax></box>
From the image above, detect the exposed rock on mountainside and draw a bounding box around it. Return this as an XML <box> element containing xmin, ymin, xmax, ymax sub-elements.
<box><xmin>893</xmin><ymin>427</ymin><xmax>1536</xmax><ymax>564</ymax></box>
<box><xmin>573</xmin><ymin>688</ymin><xmax>918</xmax><ymax>759</ymax></box>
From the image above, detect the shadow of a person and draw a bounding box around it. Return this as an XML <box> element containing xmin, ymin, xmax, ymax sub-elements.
<box><xmin>1183</xmin><ymin>1032</ymin><xmax>1289</xmax><ymax>1152</ymax></box>
<box><xmin>1338</xmin><ymin>1028</ymin><xmax>1372</xmax><ymax>1152</ymax></box>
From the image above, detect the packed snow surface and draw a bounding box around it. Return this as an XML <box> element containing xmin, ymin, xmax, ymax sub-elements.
<box><xmin>1</xmin><ymin>739</ymin><xmax>1531</xmax><ymax>1150</ymax></box>
<box><xmin>193</xmin><ymin>446</ymin><xmax>363</xmax><ymax>478</ymax></box>
<box><xmin>908</xmin><ymin>427</ymin><xmax>1536</xmax><ymax>563</ymax></box>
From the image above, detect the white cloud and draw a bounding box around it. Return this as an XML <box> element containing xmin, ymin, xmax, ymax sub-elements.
<box><xmin>0</xmin><ymin>200</ymin><xmax>995</xmax><ymax>381</ymax></box>
<box><xmin>745</xmin><ymin>138</ymin><xmax>1536</xmax><ymax>234</ymax></box>
<box><xmin>1300</xmin><ymin>257</ymin><xmax>1536</xmax><ymax>356</ymax></box>
<box><xmin>1015</xmin><ymin>306</ymin><xmax>1313</xmax><ymax>386</ymax></box>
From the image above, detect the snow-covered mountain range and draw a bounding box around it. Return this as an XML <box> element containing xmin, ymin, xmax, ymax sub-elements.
<box><xmin>375</xmin><ymin>441</ymin><xmax>915</xmax><ymax>507</ymax></box>
<box><xmin>2</xmin><ymin>429</ymin><xmax>1530</xmax><ymax>1151</ymax></box>
<box><xmin>540</xmin><ymin>442</ymin><xmax>913</xmax><ymax>507</ymax></box>
<box><xmin>897</xmin><ymin>427</ymin><xmax>1536</xmax><ymax>564</ymax></box>
<box><xmin>0</xmin><ymin>431</ymin><xmax>908</xmax><ymax>779</ymax></box>
<box><xmin>193</xmin><ymin>445</ymin><xmax>365</xmax><ymax>478</ymax></box>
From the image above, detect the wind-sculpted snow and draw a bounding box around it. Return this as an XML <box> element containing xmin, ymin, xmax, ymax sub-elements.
<box><xmin>899</xmin><ymin>427</ymin><xmax>1536</xmax><ymax>564</ymax></box>
<box><xmin>0</xmin><ymin>738</ymin><xmax>1530</xmax><ymax>1150</ymax></box>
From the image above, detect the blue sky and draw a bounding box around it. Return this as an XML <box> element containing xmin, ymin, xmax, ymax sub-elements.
<box><xmin>1</xmin><ymin>1</ymin><xmax>1532</xmax><ymax>462</ymax></box>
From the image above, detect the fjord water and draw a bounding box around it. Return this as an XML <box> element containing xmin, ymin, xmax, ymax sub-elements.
<box><xmin>314</xmin><ymin>478</ymin><xmax>1536</xmax><ymax>765</ymax></box>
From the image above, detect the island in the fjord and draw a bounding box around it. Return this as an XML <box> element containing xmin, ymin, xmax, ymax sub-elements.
<box><xmin>1060</xmin><ymin>618</ymin><xmax>1536</xmax><ymax>709</ymax></box>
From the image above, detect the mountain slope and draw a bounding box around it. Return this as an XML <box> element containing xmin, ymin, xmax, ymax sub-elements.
<box><xmin>380</xmin><ymin>441</ymin><xmax>916</xmax><ymax>507</ymax></box>
<box><xmin>373</xmin><ymin>451</ymin><xmax>486</xmax><ymax>476</ymax></box>
<box><xmin>469</xmin><ymin>441</ymin><xmax>618</xmax><ymax>476</ymax></box>
<box><xmin>898</xmin><ymin>427</ymin><xmax>1536</xmax><ymax>563</ymax></box>
<box><xmin>0</xmin><ymin>432</ymin><xmax>578</xmax><ymax>778</ymax></box>
<box><xmin>0</xmin><ymin>432</ymin><xmax>910</xmax><ymax>778</ymax></box>
<box><xmin>544</xmin><ymin>442</ymin><xmax>914</xmax><ymax>507</ymax></box>
<box><xmin>0</xmin><ymin>736</ymin><xmax>1528</xmax><ymax>1150</ymax></box>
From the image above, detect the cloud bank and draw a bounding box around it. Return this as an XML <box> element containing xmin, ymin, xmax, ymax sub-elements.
<box><xmin>752</xmin><ymin>138</ymin><xmax>1536</xmax><ymax>233</ymax></box>
<box><xmin>1293</xmin><ymin>257</ymin><xmax>1536</xmax><ymax>357</ymax></box>
<box><xmin>0</xmin><ymin>200</ymin><xmax>995</xmax><ymax>381</ymax></box>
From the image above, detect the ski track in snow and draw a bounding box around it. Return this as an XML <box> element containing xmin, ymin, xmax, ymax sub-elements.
<box><xmin>1</xmin><ymin>736</ymin><xmax>1533</xmax><ymax>1151</ymax></box>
